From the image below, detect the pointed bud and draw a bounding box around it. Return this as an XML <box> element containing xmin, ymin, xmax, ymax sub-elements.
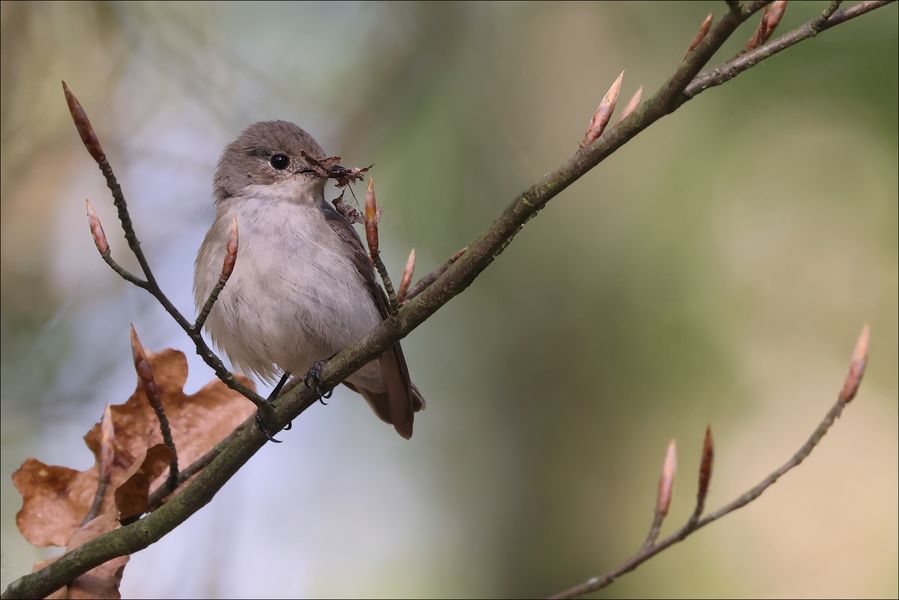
<box><xmin>129</xmin><ymin>325</ymin><xmax>154</xmax><ymax>389</ymax></box>
<box><xmin>746</xmin><ymin>7</ymin><xmax>769</xmax><ymax>50</ymax></box>
<box><xmin>763</xmin><ymin>1</ymin><xmax>787</xmax><ymax>39</ymax></box>
<box><xmin>85</xmin><ymin>199</ymin><xmax>109</xmax><ymax>256</ymax></box>
<box><xmin>657</xmin><ymin>439</ymin><xmax>677</xmax><ymax>517</ymax></box>
<box><xmin>364</xmin><ymin>178</ymin><xmax>381</xmax><ymax>256</ymax></box>
<box><xmin>580</xmin><ymin>70</ymin><xmax>625</xmax><ymax>148</ymax></box>
<box><xmin>618</xmin><ymin>86</ymin><xmax>644</xmax><ymax>122</ymax></box>
<box><xmin>450</xmin><ymin>246</ymin><xmax>468</xmax><ymax>262</ymax></box>
<box><xmin>685</xmin><ymin>13</ymin><xmax>714</xmax><ymax>59</ymax></box>
<box><xmin>221</xmin><ymin>216</ymin><xmax>239</xmax><ymax>281</ymax></box>
<box><xmin>99</xmin><ymin>403</ymin><xmax>115</xmax><ymax>481</ymax></box>
<box><xmin>696</xmin><ymin>425</ymin><xmax>714</xmax><ymax>511</ymax></box>
<box><xmin>398</xmin><ymin>248</ymin><xmax>416</xmax><ymax>302</ymax></box>
<box><xmin>839</xmin><ymin>324</ymin><xmax>870</xmax><ymax>404</ymax></box>
<box><xmin>62</xmin><ymin>81</ymin><xmax>106</xmax><ymax>164</ymax></box>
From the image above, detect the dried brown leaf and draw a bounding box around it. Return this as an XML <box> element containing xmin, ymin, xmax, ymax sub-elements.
<box><xmin>14</xmin><ymin>348</ymin><xmax>256</xmax><ymax>549</ymax></box>
<box><xmin>13</xmin><ymin>460</ymin><xmax>98</xmax><ymax>547</ymax></box>
<box><xmin>115</xmin><ymin>444</ymin><xmax>176</xmax><ymax>520</ymax></box>
<box><xmin>39</xmin><ymin>512</ymin><xmax>129</xmax><ymax>599</ymax></box>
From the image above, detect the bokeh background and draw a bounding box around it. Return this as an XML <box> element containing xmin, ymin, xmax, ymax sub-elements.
<box><xmin>1</xmin><ymin>2</ymin><xmax>896</xmax><ymax>598</ymax></box>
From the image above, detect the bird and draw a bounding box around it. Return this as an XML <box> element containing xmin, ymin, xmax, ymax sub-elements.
<box><xmin>193</xmin><ymin>121</ymin><xmax>424</xmax><ymax>439</ymax></box>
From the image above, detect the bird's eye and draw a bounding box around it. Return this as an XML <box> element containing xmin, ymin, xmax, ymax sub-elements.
<box><xmin>270</xmin><ymin>154</ymin><xmax>290</xmax><ymax>170</ymax></box>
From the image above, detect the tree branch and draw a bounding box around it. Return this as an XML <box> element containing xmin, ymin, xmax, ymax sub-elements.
<box><xmin>548</xmin><ymin>326</ymin><xmax>870</xmax><ymax>599</ymax></box>
<box><xmin>684</xmin><ymin>1</ymin><xmax>893</xmax><ymax>100</ymax></box>
<box><xmin>3</xmin><ymin>4</ymin><xmax>889</xmax><ymax>597</ymax></box>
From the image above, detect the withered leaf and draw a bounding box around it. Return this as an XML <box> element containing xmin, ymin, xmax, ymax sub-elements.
<box><xmin>14</xmin><ymin>347</ymin><xmax>256</xmax><ymax>548</ymax></box>
<box><xmin>40</xmin><ymin>512</ymin><xmax>129</xmax><ymax>599</ymax></box>
<box><xmin>115</xmin><ymin>444</ymin><xmax>176</xmax><ymax>521</ymax></box>
<box><xmin>13</xmin><ymin>460</ymin><xmax>98</xmax><ymax>547</ymax></box>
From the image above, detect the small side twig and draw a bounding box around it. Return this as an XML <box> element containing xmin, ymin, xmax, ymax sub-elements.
<box><xmin>82</xmin><ymin>403</ymin><xmax>115</xmax><ymax>525</ymax></box>
<box><xmin>364</xmin><ymin>178</ymin><xmax>399</xmax><ymax>313</ymax></box>
<box><xmin>64</xmin><ymin>82</ymin><xmax>266</xmax><ymax>410</ymax></box>
<box><xmin>549</xmin><ymin>325</ymin><xmax>871</xmax><ymax>599</ymax></box>
<box><xmin>195</xmin><ymin>216</ymin><xmax>239</xmax><ymax>331</ymax></box>
<box><xmin>684</xmin><ymin>1</ymin><xmax>892</xmax><ymax>100</ymax></box>
<box><xmin>403</xmin><ymin>246</ymin><xmax>468</xmax><ymax>301</ymax></box>
<box><xmin>129</xmin><ymin>326</ymin><xmax>178</xmax><ymax>494</ymax></box>
<box><xmin>144</xmin><ymin>412</ymin><xmax>255</xmax><ymax>512</ymax></box>
<box><xmin>84</xmin><ymin>200</ymin><xmax>146</xmax><ymax>288</ymax></box>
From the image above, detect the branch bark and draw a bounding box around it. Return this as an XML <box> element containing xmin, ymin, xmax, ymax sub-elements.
<box><xmin>548</xmin><ymin>326</ymin><xmax>870</xmax><ymax>599</ymax></box>
<box><xmin>3</xmin><ymin>3</ymin><xmax>891</xmax><ymax>598</ymax></box>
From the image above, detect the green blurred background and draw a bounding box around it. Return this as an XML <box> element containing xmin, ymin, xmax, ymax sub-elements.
<box><xmin>1</xmin><ymin>2</ymin><xmax>896</xmax><ymax>597</ymax></box>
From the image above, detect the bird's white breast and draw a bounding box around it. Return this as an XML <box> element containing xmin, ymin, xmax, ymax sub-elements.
<box><xmin>194</xmin><ymin>188</ymin><xmax>383</xmax><ymax>387</ymax></box>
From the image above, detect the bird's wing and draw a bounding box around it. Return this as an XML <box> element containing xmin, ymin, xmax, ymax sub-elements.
<box><xmin>320</xmin><ymin>202</ymin><xmax>418</xmax><ymax>438</ymax></box>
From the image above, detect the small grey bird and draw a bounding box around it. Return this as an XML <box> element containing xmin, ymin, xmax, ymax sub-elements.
<box><xmin>194</xmin><ymin>121</ymin><xmax>424</xmax><ymax>438</ymax></box>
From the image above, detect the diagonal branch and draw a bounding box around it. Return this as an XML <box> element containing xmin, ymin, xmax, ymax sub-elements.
<box><xmin>548</xmin><ymin>325</ymin><xmax>870</xmax><ymax>599</ymax></box>
<box><xmin>2</xmin><ymin>3</ymin><xmax>890</xmax><ymax>598</ymax></box>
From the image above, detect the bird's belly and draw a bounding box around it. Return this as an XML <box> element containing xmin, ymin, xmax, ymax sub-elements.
<box><xmin>198</xmin><ymin>203</ymin><xmax>382</xmax><ymax>384</ymax></box>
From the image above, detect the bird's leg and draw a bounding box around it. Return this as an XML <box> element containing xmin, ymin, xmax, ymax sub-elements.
<box><xmin>254</xmin><ymin>371</ymin><xmax>292</xmax><ymax>443</ymax></box>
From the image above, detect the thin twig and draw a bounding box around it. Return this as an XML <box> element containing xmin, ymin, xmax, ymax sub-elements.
<box><xmin>144</xmin><ymin>414</ymin><xmax>254</xmax><ymax>513</ymax></box>
<box><xmin>548</xmin><ymin>326</ymin><xmax>870</xmax><ymax>599</ymax></box>
<box><xmin>194</xmin><ymin>215</ymin><xmax>238</xmax><ymax>331</ymax></box>
<box><xmin>130</xmin><ymin>326</ymin><xmax>179</xmax><ymax>493</ymax></box>
<box><xmin>403</xmin><ymin>246</ymin><xmax>468</xmax><ymax>301</ymax></box>
<box><xmin>63</xmin><ymin>82</ymin><xmax>267</xmax><ymax>410</ymax></box>
<box><xmin>82</xmin><ymin>404</ymin><xmax>115</xmax><ymax>525</ymax></box>
<box><xmin>684</xmin><ymin>1</ymin><xmax>893</xmax><ymax>100</ymax></box>
<box><xmin>364</xmin><ymin>178</ymin><xmax>400</xmax><ymax>313</ymax></box>
<box><xmin>84</xmin><ymin>199</ymin><xmax>148</xmax><ymax>289</ymax></box>
<box><xmin>2</xmin><ymin>5</ymin><xmax>886</xmax><ymax>596</ymax></box>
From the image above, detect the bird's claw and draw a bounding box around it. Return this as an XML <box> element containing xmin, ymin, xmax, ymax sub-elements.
<box><xmin>304</xmin><ymin>360</ymin><xmax>334</xmax><ymax>404</ymax></box>
<box><xmin>255</xmin><ymin>409</ymin><xmax>283</xmax><ymax>443</ymax></box>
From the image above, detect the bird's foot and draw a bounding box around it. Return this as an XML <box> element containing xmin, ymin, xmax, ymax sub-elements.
<box><xmin>304</xmin><ymin>360</ymin><xmax>334</xmax><ymax>405</ymax></box>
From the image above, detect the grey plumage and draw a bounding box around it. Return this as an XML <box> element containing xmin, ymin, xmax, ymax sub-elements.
<box><xmin>194</xmin><ymin>121</ymin><xmax>424</xmax><ymax>438</ymax></box>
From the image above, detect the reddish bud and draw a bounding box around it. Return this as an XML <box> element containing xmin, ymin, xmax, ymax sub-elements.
<box><xmin>62</xmin><ymin>81</ymin><xmax>107</xmax><ymax>164</ymax></box>
<box><xmin>450</xmin><ymin>246</ymin><xmax>468</xmax><ymax>262</ymax></box>
<box><xmin>221</xmin><ymin>216</ymin><xmax>239</xmax><ymax>281</ymax></box>
<box><xmin>839</xmin><ymin>324</ymin><xmax>870</xmax><ymax>404</ymax></box>
<box><xmin>765</xmin><ymin>1</ymin><xmax>788</xmax><ymax>38</ymax></box>
<box><xmin>580</xmin><ymin>70</ymin><xmax>625</xmax><ymax>148</ymax></box>
<box><xmin>85</xmin><ymin>199</ymin><xmax>110</xmax><ymax>256</ymax></box>
<box><xmin>129</xmin><ymin>325</ymin><xmax>154</xmax><ymax>387</ymax></box>
<box><xmin>657</xmin><ymin>439</ymin><xmax>677</xmax><ymax>517</ymax></box>
<box><xmin>397</xmin><ymin>249</ymin><xmax>416</xmax><ymax>302</ymax></box>
<box><xmin>98</xmin><ymin>403</ymin><xmax>115</xmax><ymax>481</ymax></box>
<box><xmin>618</xmin><ymin>86</ymin><xmax>644</xmax><ymax>122</ymax></box>
<box><xmin>364</xmin><ymin>178</ymin><xmax>381</xmax><ymax>256</ymax></box>
<box><xmin>697</xmin><ymin>425</ymin><xmax>714</xmax><ymax>508</ymax></box>
<box><xmin>685</xmin><ymin>13</ymin><xmax>714</xmax><ymax>59</ymax></box>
